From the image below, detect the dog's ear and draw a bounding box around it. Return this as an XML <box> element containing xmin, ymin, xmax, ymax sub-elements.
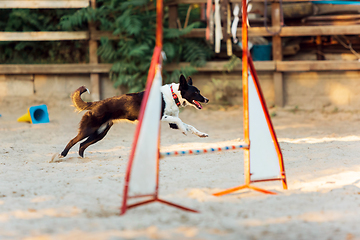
<box><xmin>187</xmin><ymin>76</ymin><xmax>193</xmax><ymax>86</ymax></box>
<box><xmin>179</xmin><ymin>74</ymin><xmax>188</xmax><ymax>90</ymax></box>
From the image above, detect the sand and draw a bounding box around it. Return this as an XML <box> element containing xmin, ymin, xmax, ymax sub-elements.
<box><xmin>1</xmin><ymin>101</ymin><xmax>360</xmax><ymax>240</ymax></box>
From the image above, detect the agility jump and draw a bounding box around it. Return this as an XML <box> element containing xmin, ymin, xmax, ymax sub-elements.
<box><xmin>120</xmin><ymin>0</ymin><xmax>287</xmax><ymax>215</ymax></box>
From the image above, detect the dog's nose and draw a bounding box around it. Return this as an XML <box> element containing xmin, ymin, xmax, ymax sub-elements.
<box><xmin>204</xmin><ymin>98</ymin><xmax>209</xmax><ymax>103</ymax></box>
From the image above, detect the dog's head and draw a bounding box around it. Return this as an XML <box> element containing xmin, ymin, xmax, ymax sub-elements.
<box><xmin>179</xmin><ymin>75</ymin><xmax>209</xmax><ymax>109</ymax></box>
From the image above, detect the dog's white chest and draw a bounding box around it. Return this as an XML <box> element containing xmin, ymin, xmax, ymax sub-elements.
<box><xmin>161</xmin><ymin>84</ymin><xmax>181</xmax><ymax>117</ymax></box>
<box><xmin>164</xmin><ymin>105</ymin><xmax>179</xmax><ymax>116</ymax></box>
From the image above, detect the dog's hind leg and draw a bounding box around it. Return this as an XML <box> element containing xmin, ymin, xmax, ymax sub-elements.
<box><xmin>78</xmin><ymin>121</ymin><xmax>113</xmax><ymax>158</ymax></box>
<box><xmin>59</xmin><ymin>112</ymin><xmax>100</xmax><ymax>158</ymax></box>
<box><xmin>51</xmin><ymin>134</ymin><xmax>89</xmax><ymax>162</ymax></box>
<box><xmin>60</xmin><ymin>131</ymin><xmax>92</xmax><ymax>158</ymax></box>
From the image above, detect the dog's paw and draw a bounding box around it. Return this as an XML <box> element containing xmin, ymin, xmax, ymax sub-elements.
<box><xmin>49</xmin><ymin>154</ymin><xmax>64</xmax><ymax>163</ymax></box>
<box><xmin>198</xmin><ymin>133</ymin><xmax>208</xmax><ymax>138</ymax></box>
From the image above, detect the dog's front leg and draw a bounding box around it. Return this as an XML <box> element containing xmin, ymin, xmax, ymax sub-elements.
<box><xmin>161</xmin><ymin>115</ymin><xmax>188</xmax><ymax>135</ymax></box>
<box><xmin>183</xmin><ymin>123</ymin><xmax>208</xmax><ymax>138</ymax></box>
<box><xmin>161</xmin><ymin>115</ymin><xmax>208</xmax><ymax>137</ymax></box>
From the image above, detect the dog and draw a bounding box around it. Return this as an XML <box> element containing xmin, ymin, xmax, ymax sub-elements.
<box><xmin>51</xmin><ymin>74</ymin><xmax>209</xmax><ymax>161</ymax></box>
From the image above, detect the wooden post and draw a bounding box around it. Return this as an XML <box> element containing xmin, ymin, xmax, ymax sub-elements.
<box><xmin>89</xmin><ymin>0</ymin><xmax>100</xmax><ymax>101</ymax></box>
<box><xmin>168</xmin><ymin>5</ymin><xmax>178</xmax><ymax>29</ymax></box>
<box><xmin>316</xmin><ymin>36</ymin><xmax>324</xmax><ymax>60</ymax></box>
<box><xmin>271</xmin><ymin>2</ymin><xmax>284</xmax><ymax>107</ymax></box>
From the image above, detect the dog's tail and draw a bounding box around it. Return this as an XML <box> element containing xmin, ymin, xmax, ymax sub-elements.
<box><xmin>71</xmin><ymin>86</ymin><xmax>96</xmax><ymax>112</ymax></box>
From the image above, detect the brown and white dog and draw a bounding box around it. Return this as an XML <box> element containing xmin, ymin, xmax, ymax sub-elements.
<box><xmin>52</xmin><ymin>75</ymin><xmax>209</xmax><ymax>161</ymax></box>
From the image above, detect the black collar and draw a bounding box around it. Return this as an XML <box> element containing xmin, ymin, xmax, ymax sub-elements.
<box><xmin>170</xmin><ymin>85</ymin><xmax>181</xmax><ymax>107</ymax></box>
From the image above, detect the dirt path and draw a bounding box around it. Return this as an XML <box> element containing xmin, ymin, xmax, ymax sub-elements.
<box><xmin>1</xmin><ymin>103</ymin><xmax>360</xmax><ymax>240</ymax></box>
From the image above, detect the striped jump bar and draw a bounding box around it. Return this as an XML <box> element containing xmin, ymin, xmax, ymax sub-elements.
<box><xmin>160</xmin><ymin>143</ymin><xmax>249</xmax><ymax>158</ymax></box>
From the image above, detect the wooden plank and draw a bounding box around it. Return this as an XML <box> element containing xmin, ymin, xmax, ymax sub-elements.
<box><xmin>277</xmin><ymin>61</ymin><xmax>360</xmax><ymax>72</ymax></box>
<box><xmin>94</xmin><ymin>29</ymin><xmax>199</xmax><ymax>40</ymax></box>
<box><xmin>0</xmin><ymin>64</ymin><xmax>112</xmax><ymax>74</ymax></box>
<box><xmin>273</xmin><ymin>71</ymin><xmax>284</xmax><ymax>107</ymax></box>
<box><xmin>234</xmin><ymin>0</ymin><xmax>359</xmax><ymax>2</ymax></box>
<box><xmin>169</xmin><ymin>5</ymin><xmax>178</xmax><ymax>29</ymax></box>
<box><xmin>167</xmin><ymin>0</ymin><xmax>333</xmax><ymax>4</ymax></box>
<box><xmin>0</xmin><ymin>62</ymin><xmax>273</xmax><ymax>75</ymax></box>
<box><xmin>165</xmin><ymin>61</ymin><xmax>275</xmax><ymax>72</ymax></box>
<box><xmin>279</xmin><ymin>25</ymin><xmax>360</xmax><ymax>37</ymax></box>
<box><xmin>183</xmin><ymin>24</ymin><xmax>360</xmax><ymax>38</ymax></box>
<box><xmin>314</xmin><ymin>4</ymin><xmax>360</xmax><ymax>15</ymax></box>
<box><xmin>272</xmin><ymin>37</ymin><xmax>282</xmax><ymax>59</ymax></box>
<box><xmin>0</xmin><ymin>32</ymin><xmax>89</xmax><ymax>41</ymax></box>
<box><xmin>93</xmin><ymin>24</ymin><xmax>360</xmax><ymax>40</ymax></box>
<box><xmin>2</xmin><ymin>61</ymin><xmax>360</xmax><ymax>75</ymax></box>
<box><xmin>90</xmin><ymin>73</ymin><xmax>100</xmax><ymax>100</ymax></box>
<box><xmin>167</xmin><ymin>0</ymin><xmax>206</xmax><ymax>5</ymax></box>
<box><xmin>304</xmin><ymin>14</ymin><xmax>360</xmax><ymax>22</ymax></box>
<box><xmin>252</xmin><ymin>61</ymin><xmax>275</xmax><ymax>71</ymax></box>
<box><xmin>271</xmin><ymin>4</ymin><xmax>282</xmax><ymax>61</ymax></box>
<box><xmin>271</xmin><ymin>2</ymin><xmax>284</xmax><ymax>107</ymax></box>
<box><xmin>241</xmin><ymin>25</ymin><xmax>360</xmax><ymax>37</ymax></box>
<box><xmin>180</xmin><ymin>28</ymin><xmax>268</xmax><ymax>39</ymax></box>
<box><xmin>0</xmin><ymin>74</ymin><xmax>33</xmax><ymax>81</ymax></box>
<box><xmin>182</xmin><ymin>29</ymin><xmax>206</xmax><ymax>38</ymax></box>
<box><xmin>89</xmin><ymin>0</ymin><xmax>100</xmax><ymax>101</ymax></box>
<box><xmin>0</xmin><ymin>0</ymin><xmax>89</xmax><ymax>9</ymax></box>
<box><xmin>168</xmin><ymin>60</ymin><xmax>360</xmax><ymax>73</ymax></box>
<box><xmin>91</xmin><ymin>31</ymin><xmax>120</xmax><ymax>40</ymax></box>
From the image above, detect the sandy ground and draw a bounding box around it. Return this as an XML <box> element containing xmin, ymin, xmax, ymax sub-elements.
<box><xmin>1</xmin><ymin>100</ymin><xmax>360</xmax><ymax>240</ymax></box>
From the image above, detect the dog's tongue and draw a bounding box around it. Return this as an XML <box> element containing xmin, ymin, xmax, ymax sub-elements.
<box><xmin>193</xmin><ymin>100</ymin><xmax>202</xmax><ymax>109</ymax></box>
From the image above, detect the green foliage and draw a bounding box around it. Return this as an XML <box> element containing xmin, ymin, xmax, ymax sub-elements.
<box><xmin>60</xmin><ymin>0</ymin><xmax>213</xmax><ymax>92</ymax></box>
<box><xmin>224</xmin><ymin>55</ymin><xmax>241</xmax><ymax>72</ymax></box>
<box><xmin>0</xmin><ymin>9</ymin><xmax>88</xmax><ymax>64</ymax></box>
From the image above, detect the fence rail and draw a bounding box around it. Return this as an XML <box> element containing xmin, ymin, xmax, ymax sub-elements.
<box><xmin>3</xmin><ymin>23</ymin><xmax>360</xmax><ymax>42</ymax></box>
<box><xmin>2</xmin><ymin>60</ymin><xmax>360</xmax><ymax>75</ymax></box>
<box><xmin>0</xmin><ymin>32</ymin><xmax>89</xmax><ymax>41</ymax></box>
<box><xmin>0</xmin><ymin>0</ymin><xmax>89</xmax><ymax>9</ymax></box>
<box><xmin>0</xmin><ymin>64</ymin><xmax>112</xmax><ymax>74</ymax></box>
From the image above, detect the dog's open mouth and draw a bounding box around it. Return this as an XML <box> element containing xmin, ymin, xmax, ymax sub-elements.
<box><xmin>193</xmin><ymin>100</ymin><xmax>203</xmax><ymax>109</ymax></box>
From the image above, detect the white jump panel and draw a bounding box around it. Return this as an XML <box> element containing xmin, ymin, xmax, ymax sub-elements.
<box><xmin>248</xmin><ymin>72</ymin><xmax>281</xmax><ymax>181</ymax></box>
<box><xmin>128</xmin><ymin>68</ymin><xmax>162</xmax><ymax>196</ymax></box>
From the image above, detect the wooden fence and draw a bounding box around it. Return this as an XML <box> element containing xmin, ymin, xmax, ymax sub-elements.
<box><xmin>0</xmin><ymin>0</ymin><xmax>104</xmax><ymax>100</ymax></box>
<box><xmin>2</xmin><ymin>0</ymin><xmax>360</xmax><ymax>105</ymax></box>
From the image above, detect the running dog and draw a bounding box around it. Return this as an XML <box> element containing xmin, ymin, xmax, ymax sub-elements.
<box><xmin>52</xmin><ymin>75</ymin><xmax>209</xmax><ymax>161</ymax></box>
